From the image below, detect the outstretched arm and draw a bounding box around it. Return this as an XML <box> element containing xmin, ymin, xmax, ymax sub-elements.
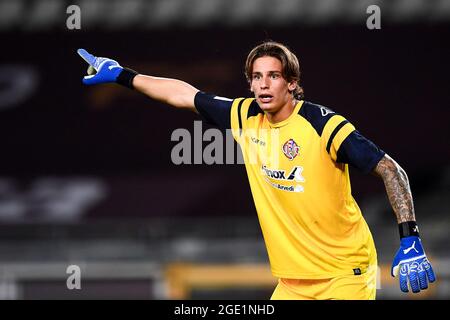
<box><xmin>77</xmin><ymin>49</ymin><xmax>199</xmax><ymax>112</ymax></box>
<box><xmin>132</xmin><ymin>75</ymin><xmax>199</xmax><ymax>112</ymax></box>
<box><xmin>372</xmin><ymin>154</ymin><xmax>415</xmax><ymax>223</ymax></box>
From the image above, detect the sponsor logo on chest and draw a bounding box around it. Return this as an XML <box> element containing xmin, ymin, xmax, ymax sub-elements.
<box><xmin>261</xmin><ymin>165</ymin><xmax>304</xmax><ymax>182</ymax></box>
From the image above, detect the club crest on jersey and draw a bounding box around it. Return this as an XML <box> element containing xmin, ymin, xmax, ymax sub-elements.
<box><xmin>282</xmin><ymin>139</ymin><xmax>300</xmax><ymax>160</ymax></box>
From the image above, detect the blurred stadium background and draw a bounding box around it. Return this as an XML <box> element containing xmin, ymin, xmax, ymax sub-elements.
<box><xmin>0</xmin><ymin>0</ymin><xmax>449</xmax><ymax>299</ymax></box>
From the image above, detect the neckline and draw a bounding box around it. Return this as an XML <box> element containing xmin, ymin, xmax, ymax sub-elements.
<box><xmin>267</xmin><ymin>100</ymin><xmax>304</xmax><ymax>128</ymax></box>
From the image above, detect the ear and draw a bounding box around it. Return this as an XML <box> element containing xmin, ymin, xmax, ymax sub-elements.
<box><xmin>288</xmin><ymin>81</ymin><xmax>297</xmax><ymax>92</ymax></box>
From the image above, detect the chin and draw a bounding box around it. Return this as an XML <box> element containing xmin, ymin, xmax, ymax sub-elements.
<box><xmin>257</xmin><ymin>101</ymin><xmax>277</xmax><ymax>113</ymax></box>
<box><xmin>256</xmin><ymin>100</ymin><xmax>275</xmax><ymax>112</ymax></box>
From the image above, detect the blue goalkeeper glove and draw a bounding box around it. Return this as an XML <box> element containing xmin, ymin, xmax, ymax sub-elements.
<box><xmin>391</xmin><ymin>235</ymin><xmax>436</xmax><ymax>293</ymax></box>
<box><xmin>77</xmin><ymin>49</ymin><xmax>137</xmax><ymax>88</ymax></box>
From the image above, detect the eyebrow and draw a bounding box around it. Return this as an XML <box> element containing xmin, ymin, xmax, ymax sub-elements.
<box><xmin>252</xmin><ymin>71</ymin><xmax>282</xmax><ymax>75</ymax></box>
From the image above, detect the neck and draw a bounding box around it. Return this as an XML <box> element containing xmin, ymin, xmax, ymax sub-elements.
<box><xmin>266</xmin><ymin>99</ymin><xmax>297</xmax><ymax>124</ymax></box>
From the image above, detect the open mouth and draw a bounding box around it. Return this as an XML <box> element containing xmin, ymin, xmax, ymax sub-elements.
<box><xmin>259</xmin><ymin>94</ymin><xmax>274</xmax><ymax>103</ymax></box>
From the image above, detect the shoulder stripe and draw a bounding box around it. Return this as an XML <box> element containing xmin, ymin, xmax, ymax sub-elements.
<box><xmin>298</xmin><ymin>101</ymin><xmax>336</xmax><ymax>137</ymax></box>
<box><xmin>328</xmin><ymin>122</ymin><xmax>355</xmax><ymax>161</ymax></box>
<box><xmin>322</xmin><ymin>114</ymin><xmax>347</xmax><ymax>147</ymax></box>
<box><xmin>326</xmin><ymin>120</ymin><xmax>349</xmax><ymax>153</ymax></box>
<box><xmin>230</xmin><ymin>98</ymin><xmax>245</xmax><ymax>142</ymax></box>
<box><xmin>237</xmin><ymin>98</ymin><xmax>245</xmax><ymax>136</ymax></box>
<box><xmin>247</xmin><ymin>100</ymin><xmax>264</xmax><ymax>119</ymax></box>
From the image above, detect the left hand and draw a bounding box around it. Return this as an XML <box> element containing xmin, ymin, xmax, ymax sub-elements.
<box><xmin>391</xmin><ymin>236</ymin><xmax>436</xmax><ymax>293</ymax></box>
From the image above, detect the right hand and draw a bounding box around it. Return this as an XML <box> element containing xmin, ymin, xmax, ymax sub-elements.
<box><xmin>77</xmin><ymin>49</ymin><xmax>124</xmax><ymax>85</ymax></box>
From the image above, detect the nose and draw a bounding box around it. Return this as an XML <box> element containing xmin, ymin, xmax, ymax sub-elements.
<box><xmin>260</xmin><ymin>76</ymin><xmax>270</xmax><ymax>89</ymax></box>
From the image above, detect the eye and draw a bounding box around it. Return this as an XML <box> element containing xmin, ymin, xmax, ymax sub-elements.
<box><xmin>252</xmin><ymin>74</ymin><xmax>261</xmax><ymax>80</ymax></box>
<box><xmin>270</xmin><ymin>73</ymin><xmax>280</xmax><ymax>79</ymax></box>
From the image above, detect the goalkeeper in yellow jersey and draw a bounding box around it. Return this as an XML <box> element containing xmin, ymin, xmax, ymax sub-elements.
<box><xmin>77</xmin><ymin>42</ymin><xmax>435</xmax><ymax>299</ymax></box>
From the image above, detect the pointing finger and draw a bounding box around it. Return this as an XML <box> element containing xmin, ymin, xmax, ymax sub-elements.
<box><xmin>77</xmin><ymin>49</ymin><xmax>97</xmax><ymax>67</ymax></box>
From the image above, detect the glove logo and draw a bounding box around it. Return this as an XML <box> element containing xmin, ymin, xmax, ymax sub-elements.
<box><xmin>403</xmin><ymin>241</ymin><xmax>419</xmax><ymax>255</ymax></box>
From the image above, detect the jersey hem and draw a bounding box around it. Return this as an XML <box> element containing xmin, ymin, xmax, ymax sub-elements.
<box><xmin>271</xmin><ymin>268</ymin><xmax>372</xmax><ymax>279</ymax></box>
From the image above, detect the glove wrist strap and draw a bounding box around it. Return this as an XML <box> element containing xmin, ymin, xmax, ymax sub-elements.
<box><xmin>117</xmin><ymin>68</ymin><xmax>138</xmax><ymax>89</ymax></box>
<box><xmin>398</xmin><ymin>221</ymin><xmax>420</xmax><ymax>239</ymax></box>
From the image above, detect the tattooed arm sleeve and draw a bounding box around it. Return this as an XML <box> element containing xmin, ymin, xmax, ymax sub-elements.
<box><xmin>373</xmin><ymin>154</ymin><xmax>416</xmax><ymax>223</ymax></box>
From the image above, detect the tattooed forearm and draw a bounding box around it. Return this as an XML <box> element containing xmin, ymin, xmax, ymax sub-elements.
<box><xmin>373</xmin><ymin>154</ymin><xmax>416</xmax><ymax>223</ymax></box>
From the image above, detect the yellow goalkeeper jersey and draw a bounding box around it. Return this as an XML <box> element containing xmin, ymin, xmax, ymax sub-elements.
<box><xmin>195</xmin><ymin>93</ymin><xmax>385</xmax><ymax>279</ymax></box>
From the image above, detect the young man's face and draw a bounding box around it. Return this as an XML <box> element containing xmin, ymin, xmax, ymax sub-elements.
<box><xmin>250</xmin><ymin>56</ymin><xmax>297</xmax><ymax>114</ymax></box>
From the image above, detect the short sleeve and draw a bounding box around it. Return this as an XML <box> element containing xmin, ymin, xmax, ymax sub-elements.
<box><xmin>194</xmin><ymin>91</ymin><xmax>233</xmax><ymax>130</ymax></box>
<box><xmin>298</xmin><ymin>101</ymin><xmax>384</xmax><ymax>172</ymax></box>
<box><xmin>321</xmin><ymin>114</ymin><xmax>356</xmax><ymax>162</ymax></box>
<box><xmin>336</xmin><ymin>130</ymin><xmax>386</xmax><ymax>174</ymax></box>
